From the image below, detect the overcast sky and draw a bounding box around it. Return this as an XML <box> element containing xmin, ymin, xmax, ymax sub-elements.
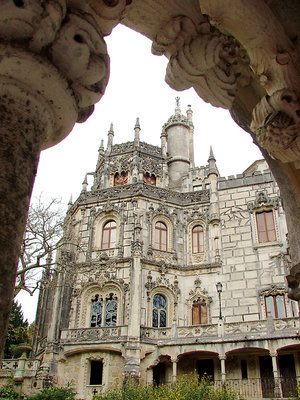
<box><xmin>18</xmin><ymin>24</ymin><xmax>262</xmax><ymax>323</ymax></box>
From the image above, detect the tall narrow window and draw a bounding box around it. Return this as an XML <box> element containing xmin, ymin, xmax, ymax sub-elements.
<box><xmin>154</xmin><ymin>222</ymin><xmax>167</xmax><ymax>251</ymax></box>
<box><xmin>192</xmin><ymin>300</ymin><xmax>208</xmax><ymax>325</ymax></box>
<box><xmin>265</xmin><ymin>294</ymin><xmax>286</xmax><ymax>318</ymax></box>
<box><xmin>101</xmin><ymin>220</ymin><xmax>116</xmax><ymax>249</ymax></box>
<box><xmin>90</xmin><ymin>295</ymin><xmax>103</xmax><ymax>327</ymax></box>
<box><xmin>90</xmin><ymin>360</ymin><xmax>103</xmax><ymax>385</ymax></box>
<box><xmin>105</xmin><ymin>293</ymin><xmax>118</xmax><ymax>326</ymax></box>
<box><xmin>256</xmin><ymin>211</ymin><xmax>276</xmax><ymax>243</ymax></box>
<box><xmin>114</xmin><ymin>171</ymin><xmax>128</xmax><ymax>186</ymax></box>
<box><xmin>192</xmin><ymin>225</ymin><xmax>204</xmax><ymax>253</ymax></box>
<box><xmin>153</xmin><ymin>294</ymin><xmax>167</xmax><ymax>328</ymax></box>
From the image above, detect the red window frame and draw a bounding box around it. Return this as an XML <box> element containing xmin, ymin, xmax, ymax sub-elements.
<box><xmin>192</xmin><ymin>302</ymin><xmax>208</xmax><ymax>325</ymax></box>
<box><xmin>192</xmin><ymin>225</ymin><xmax>204</xmax><ymax>253</ymax></box>
<box><xmin>154</xmin><ymin>221</ymin><xmax>167</xmax><ymax>251</ymax></box>
<box><xmin>256</xmin><ymin>210</ymin><xmax>276</xmax><ymax>243</ymax></box>
<box><xmin>101</xmin><ymin>220</ymin><xmax>116</xmax><ymax>249</ymax></box>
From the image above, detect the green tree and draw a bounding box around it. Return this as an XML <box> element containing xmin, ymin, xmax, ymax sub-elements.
<box><xmin>4</xmin><ymin>301</ymin><xmax>29</xmax><ymax>358</ymax></box>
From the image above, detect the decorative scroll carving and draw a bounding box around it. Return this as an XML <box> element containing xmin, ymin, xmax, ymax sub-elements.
<box><xmin>251</xmin><ymin>90</ymin><xmax>300</xmax><ymax>164</ymax></box>
<box><xmin>152</xmin><ymin>16</ymin><xmax>239</xmax><ymax>109</ymax></box>
<box><xmin>247</xmin><ymin>190</ymin><xmax>280</xmax><ymax>213</ymax></box>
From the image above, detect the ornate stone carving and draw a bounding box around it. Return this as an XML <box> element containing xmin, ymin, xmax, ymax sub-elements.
<box><xmin>152</xmin><ymin>16</ymin><xmax>239</xmax><ymax>109</ymax></box>
<box><xmin>247</xmin><ymin>190</ymin><xmax>280</xmax><ymax>213</ymax></box>
<box><xmin>251</xmin><ymin>90</ymin><xmax>300</xmax><ymax>165</ymax></box>
<box><xmin>145</xmin><ymin>270</ymin><xmax>180</xmax><ymax>303</ymax></box>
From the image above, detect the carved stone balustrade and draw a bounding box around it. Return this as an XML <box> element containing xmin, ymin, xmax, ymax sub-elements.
<box><xmin>140</xmin><ymin>317</ymin><xmax>300</xmax><ymax>345</ymax></box>
<box><xmin>60</xmin><ymin>326</ymin><xmax>128</xmax><ymax>345</ymax></box>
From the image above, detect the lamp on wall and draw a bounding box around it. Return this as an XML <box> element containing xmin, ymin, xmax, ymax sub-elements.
<box><xmin>216</xmin><ymin>282</ymin><xmax>223</xmax><ymax>320</ymax></box>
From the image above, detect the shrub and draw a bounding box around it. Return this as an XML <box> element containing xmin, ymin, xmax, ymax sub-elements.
<box><xmin>0</xmin><ymin>385</ymin><xmax>23</xmax><ymax>400</ymax></box>
<box><xmin>93</xmin><ymin>374</ymin><xmax>242</xmax><ymax>400</ymax></box>
<box><xmin>28</xmin><ymin>386</ymin><xmax>76</xmax><ymax>400</ymax></box>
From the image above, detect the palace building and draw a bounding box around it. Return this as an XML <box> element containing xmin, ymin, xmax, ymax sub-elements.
<box><xmin>2</xmin><ymin>102</ymin><xmax>300</xmax><ymax>399</ymax></box>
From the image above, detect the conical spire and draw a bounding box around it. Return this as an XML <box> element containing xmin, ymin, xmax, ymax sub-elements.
<box><xmin>81</xmin><ymin>174</ymin><xmax>88</xmax><ymax>192</ymax></box>
<box><xmin>68</xmin><ymin>194</ymin><xmax>73</xmax><ymax>210</ymax></box>
<box><xmin>208</xmin><ymin>146</ymin><xmax>216</xmax><ymax>161</ymax></box>
<box><xmin>208</xmin><ymin>146</ymin><xmax>218</xmax><ymax>175</ymax></box>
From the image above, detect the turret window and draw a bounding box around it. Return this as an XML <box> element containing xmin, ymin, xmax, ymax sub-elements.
<box><xmin>154</xmin><ymin>222</ymin><xmax>167</xmax><ymax>251</ymax></box>
<box><xmin>152</xmin><ymin>294</ymin><xmax>167</xmax><ymax>328</ymax></box>
<box><xmin>114</xmin><ymin>171</ymin><xmax>128</xmax><ymax>186</ymax></box>
<box><xmin>144</xmin><ymin>173</ymin><xmax>156</xmax><ymax>185</ymax></box>
<box><xmin>192</xmin><ymin>225</ymin><xmax>204</xmax><ymax>253</ymax></box>
<box><xmin>101</xmin><ymin>220</ymin><xmax>116</xmax><ymax>249</ymax></box>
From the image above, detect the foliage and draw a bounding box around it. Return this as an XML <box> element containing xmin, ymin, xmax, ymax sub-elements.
<box><xmin>16</xmin><ymin>196</ymin><xmax>64</xmax><ymax>297</ymax></box>
<box><xmin>0</xmin><ymin>385</ymin><xmax>23</xmax><ymax>400</ymax></box>
<box><xmin>93</xmin><ymin>375</ymin><xmax>242</xmax><ymax>400</ymax></box>
<box><xmin>4</xmin><ymin>301</ymin><xmax>30</xmax><ymax>358</ymax></box>
<box><xmin>27</xmin><ymin>386</ymin><xmax>76</xmax><ymax>400</ymax></box>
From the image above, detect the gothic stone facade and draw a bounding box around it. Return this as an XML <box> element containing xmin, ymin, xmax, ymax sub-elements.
<box><xmin>10</xmin><ymin>105</ymin><xmax>300</xmax><ymax>399</ymax></box>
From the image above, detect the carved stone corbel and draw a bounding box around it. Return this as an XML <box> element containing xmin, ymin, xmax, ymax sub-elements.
<box><xmin>251</xmin><ymin>89</ymin><xmax>300</xmax><ymax>166</ymax></box>
<box><xmin>152</xmin><ymin>15</ymin><xmax>239</xmax><ymax>109</ymax></box>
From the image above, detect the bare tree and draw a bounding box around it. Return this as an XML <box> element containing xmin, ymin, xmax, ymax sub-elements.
<box><xmin>15</xmin><ymin>196</ymin><xmax>65</xmax><ymax>297</ymax></box>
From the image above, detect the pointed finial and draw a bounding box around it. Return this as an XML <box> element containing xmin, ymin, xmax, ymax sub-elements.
<box><xmin>134</xmin><ymin>117</ymin><xmax>141</xmax><ymax>145</ymax></box>
<box><xmin>107</xmin><ymin>123</ymin><xmax>114</xmax><ymax>151</ymax></box>
<box><xmin>98</xmin><ymin>139</ymin><xmax>104</xmax><ymax>155</ymax></box>
<box><xmin>186</xmin><ymin>104</ymin><xmax>193</xmax><ymax>122</ymax></box>
<box><xmin>108</xmin><ymin>123</ymin><xmax>114</xmax><ymax>135</ymax></box>
<box><xmin>68</xmin><ymin>194</ymin><xmax>73</xmax><ymax>209</ymax></box>
<box><xmin>208</xmin><ymin>145</ymin><xmax>216</xmax><ymax>161</ymax></box>
<box><xmin>175</xmin><ymin>96</ymin><xmax>181</xmax><ymax>115</ymax></box>
<box><xmin>135</xmin><ymin>117</ymin><xmax>140</xmax><ymax>129</ymax></box>
<box><xmin>82</xmin><ymin>174</ymin><xmax>88</xmax><ymax>192</ymax></box>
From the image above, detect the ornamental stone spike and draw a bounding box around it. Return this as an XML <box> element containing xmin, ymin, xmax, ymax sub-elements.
<box><xmin>134</xmin><ymin>117</ymin><xmax>141</xmax><ymax>144</ymax></box>
<box><xmin>107</xmin><ymin>123</ymin><xmax>114</xmax><ymax>153</ymax></box>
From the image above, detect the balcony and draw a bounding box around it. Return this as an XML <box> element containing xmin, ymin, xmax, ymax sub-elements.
<box><xmin>60</xmin><ymin>326</ymin><xmax>128</xmax><ymax>345</ymax></box>
<box><xmin>141</xmin><ymin>317</ymin><xmax>300</xmax><ymax>344</ymax></box>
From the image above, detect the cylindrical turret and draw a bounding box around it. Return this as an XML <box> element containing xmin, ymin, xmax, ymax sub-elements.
<box><xmin>163</xmin><ymin>98</ymin><xmax>194</xmax><ymax>189</ymax></box>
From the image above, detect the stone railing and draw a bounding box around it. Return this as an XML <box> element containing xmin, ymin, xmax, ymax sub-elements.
<box><xmin>141</xmin><ymin>317</ymin><xmax>300</xmax><ymax>343</ymax></box>
<box><xmin>140</xmin><ymin>327</ymin><xmax>172</xmax><ymax>340</ymax></box>
<box><xmin>0</xmin><ymin>359</ymin><xmax>40</xmax><ymax>378</ymax></box>
<box><xmin>60</xmin><ymin>326</ymin><xmax>127</xmax><ymax>344</ymax></box>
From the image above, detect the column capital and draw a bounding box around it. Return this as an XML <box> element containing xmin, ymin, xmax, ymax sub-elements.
<box><xmin>218</xmin><ymin>354</ymin><xmax>227</xmax><ymax>361</ymax></box>
<box><xmin>269</xmin><ymin>351</ymin><xmax>278</xmax><ymax>358</ymax></box>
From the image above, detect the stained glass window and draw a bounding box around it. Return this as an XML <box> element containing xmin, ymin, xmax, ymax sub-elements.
<box><xmin>152</xmin><ymin>294</ymin><xmax>167</xmax><ymax>327</ymax></box>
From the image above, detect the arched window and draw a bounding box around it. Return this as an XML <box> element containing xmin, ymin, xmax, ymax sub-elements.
<box><xmin>265</xmin><ymin>294</ymin><xmax>286</xmax><ymax>318</ymax></box>
<box><xmin>192</xmin><ymin>299</ymin><xmax>208</xmax><ymax>325</ymax></box>
<box><xmin>90</xmin><ymin>293</ymin><xmax>118</xmax><ymax>327</ymax></box>
<box><xmin>90</xmin><ymin>295</ymin><xmax>103</xmax><ymax>327</ymax></box>
<box><xmin>144</xmin><ymin>173</ymin><xmax>156</xmax><ymax>185</ymax></box>
<box><xmin>101</xmin><ymin>220</ymin><xmax>116</xmax><ymax>249</ymax></box>
<box><xmin>114</xmin><ymin>171</ymin><xmax>128</xmax><ymax>186</ymax></box>
<box><xmin>105</xmin><ymin>293</ymin><xmax>118</xmax><ymax>326</ymax></box>
<box><xmin>192</xmin><ymin>225</ymin><xmax>204</xmax><ymax>253</ymax></box>
<box><xmin>154</xmin><ymin>221</ymin><xmax>167</xmax><ymax>251</ymax></box>
<box><xmin>152</xmin><ymin>294</ymin><xmax>167</xmax><ymax>328</ymax></box>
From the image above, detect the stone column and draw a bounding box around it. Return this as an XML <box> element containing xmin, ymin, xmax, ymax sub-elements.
<box><xmin>270</xmin><ymin>351</ymin><xmax>282</xmax><ymax>399</ymax></box>
<box><xmin>171</xmin><ymin>358</ymin><xmax>178</xmax><ymax>383</ymax></box>
<box><xmin>146</xmin><ymin>368</ymin><xmax>153</xmax><ymax>385</ymax></box>
<box><xmin>0</xmin><ymin>0</ymin><xmax>127</xmax><ymax>358</ymax></box>
<box><xmin>218</xmin><ymin>355</ymin><xmax>226</xmax><ymax>382</ymax></box>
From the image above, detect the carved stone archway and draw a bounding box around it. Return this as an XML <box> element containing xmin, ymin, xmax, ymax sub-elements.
<box><xmin>1</xmin><ymin>0</ymin><xmax>300</xmax><ymax>357</ymax></box>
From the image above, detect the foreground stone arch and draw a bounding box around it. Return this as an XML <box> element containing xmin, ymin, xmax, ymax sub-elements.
<box><xmin>1</xmin><ymin>0</ymin><xmax>300</xmax><ymax>358</ymax></box>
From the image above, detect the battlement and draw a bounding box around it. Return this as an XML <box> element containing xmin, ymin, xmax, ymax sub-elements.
<box><xmin>218</xmin><ymin>169</ymin><xmax>274</xmax><ymax>189</ymax></box>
